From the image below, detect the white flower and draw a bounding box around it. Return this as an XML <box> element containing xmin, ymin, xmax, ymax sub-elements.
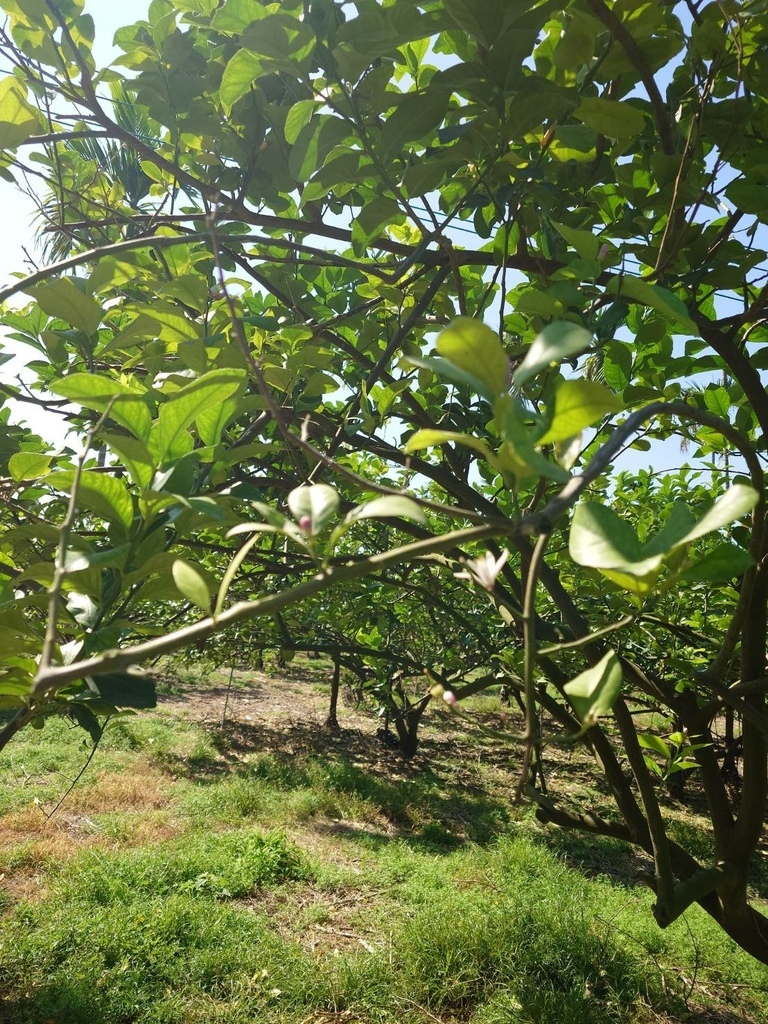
<box><xmin>454</xmin><ymin>549</ymin><xmax>509</xmax><ymax>591</ymax></box>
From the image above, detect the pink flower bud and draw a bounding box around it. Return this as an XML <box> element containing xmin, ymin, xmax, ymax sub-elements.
<box><xmin>443</xmin><ymin>690</ymin><xmax>458</xmax><ymax>706</ymax></box>
<box><xmin>299</xmin><ymin>515</ymin><xmax>312</xmax><ymax>531</ymax></box>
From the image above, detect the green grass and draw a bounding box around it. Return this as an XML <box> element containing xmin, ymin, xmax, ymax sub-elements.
<box><xmin>2</xmin><ymin>669</ymin><xmax>768</xmax><ymax>1024</ymax></box>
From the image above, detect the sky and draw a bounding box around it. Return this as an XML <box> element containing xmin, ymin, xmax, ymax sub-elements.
<box><xmin>0</xmin><ymin>1</ymin><xmax>148</xmax><ymax>438</ymax></box>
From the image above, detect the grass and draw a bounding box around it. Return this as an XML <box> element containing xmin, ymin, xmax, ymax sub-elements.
<box><xmin>1</xmin><ymin>660</ymin><xmax>767</xmax><ymax>1024</ymax></box>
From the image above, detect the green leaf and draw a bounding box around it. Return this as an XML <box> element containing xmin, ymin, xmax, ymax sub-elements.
<box><xmin>0</xmin><ymin>76</ymin><xmax>40</xmax><ymax>149</ymax></box>
<box><xmin>289</xmin><ymin>115</ymin><xmax>349</xmax><ymax>182</ymax></box>
<box><xmin>287</xmin><ymin>484</ymin><xmax>340</xmax><ymax>533</ymax></box>
<box><xmin>574</xmin><ymin>98</ymin><xmax>646</xmax><ymax>139</ymax></box>
<box><xmin>172</xmin><ymin>559</ymin><xmax>211</xmax><ymax>611</ymax></box>
<box><xmin>284</xmin><ymin>99</ymin><xmax>318</xmax><ymax>144</ymax></box>
<box><xmin>680</xmin><ymin>543</ymin><xmax>754</xmax><ymax>583</ymax></box>
<box><xmin>569</xmin><ymin>502</ymin><xmax>663</xmax><ymax>595</ymax></box>
<box><xmin>563</xmin><ymin>650</ymin><xmax>623</xmax><ymax>727</ymax></box>
<box><xmin>380</xmin><ymin>88</ymin><xmax>449</xmax><ymax>160</ymax></box>
<box><xmin>8</xmin><ymin>452</ymin><xmax>53</xmax><ymax>482</ymax></box>
<box><xmin>513</xmin><ymin>322</ymin><xmax>593</xmax><ymax>387</ymax></box>
<box><xmin>638</xmin><ymin>733</ymin><xmax>671</xmax><ymax>759</ymax></box>
<box><xmin>50</xmin><ymin>373</ymin><xmax>153</xmax><ymax>443</ymax></box>
<box><xmin>102</xmin><ymin>433</ymin><xmax>155</xmax><ymax>491</ymax></box>
<box><xmin>347</xmin><ymin>496</ymin><xmax>427</xmax><ymax>524</ymax></box>
<box><xmin>197</xmin><ymin>396</ymin><xmax>240</xmax><ymax>447</ymax></box>
<box><xmin>150</xmin><ymin>369</ymin><xmax>246</xmax><ymax>466</ymax></box>
<box><xmin>351</xmin><ymin>197</ymin><xmax>405</xmax><ymax>257</ymax></box>
<box><xmin>404</xmin><ymin>429</ymin><xmax>496</xmax><ymax>464</ymax></box>
<box><xmin>46</xmin><ymin>470</ymin><xmax>134</xmax><ymax>534</ymax></box>
<box><xmin>67</xmin><ymin>703</ymin><xmax>103</xmax><ymax>744</ymax></box>
<box><xmin>538</xmin><ymin>380</ymin><xmax>622</xmax><ymax>443</ymax></box>
<box><xmin>212</xmin><ymin>0</ymin><xmax>266</xmax><ymax>33</ymax></box>
<box><xmin>219</xmin><ymin>47</ymin><xmax>262</xmax><ymax>110</ymax></box>
<box><xmin>678</xmin><ymin>484</ymin><xmax>759</xmax><ymax>545</ymax></box>
<box><xmin>30</xmin><ymin>278</ymin><xmax>102</xmax><ymax>335</ymax></box>
<box><xmin>403</xmin><ymin>355</ymin><xmax>495</xmax><ymax>398</ymax></box>
<box><xmin>436</xmin><ymin>318</ymin><xmax>510</xmax><ymax>399</ymax></box>
<box><xmin>552</xmin><ymin>221</ymin><xmax>600</xmax><ymax>263</ymax></box>
<box><xmin>606</xmin><ymin>276</ymin><xmax>695</xmax><ymax>332</ymax></box>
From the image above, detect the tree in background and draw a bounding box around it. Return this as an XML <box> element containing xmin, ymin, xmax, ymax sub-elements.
<box><xmin>0</xmin><ymin>0</ymin><xmax>768</xmax><ymax>961</ymax></box>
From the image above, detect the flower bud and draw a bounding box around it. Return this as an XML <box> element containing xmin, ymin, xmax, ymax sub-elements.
<box><xmin>443</xmin><ymin>690</ymin><xmax>458</xmax><ymax>706</ymax></box>
<box><xmin>299</xmin><ymin>515</ymin><xmax>312</xmax><ymax>531</ymax></box>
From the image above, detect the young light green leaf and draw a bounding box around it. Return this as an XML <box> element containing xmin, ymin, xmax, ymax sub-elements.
<box><xmin>284</xmin><ymin>99</ymin><xmax>318</xmax><ymax>144</ymax></box>
<box><xmin>538</xmin><ymin>380</ymin><xmax>622</xmax><ymax>443</ymax></box>
<box><xmin>569</xmin><ymin>502</ymin><xmax>663</xmax><ymax>595</ymax></box>
<box><xmin>404</xmin><ymin>428</ymin><xmax>497</xmax><ymax>463</ymax></box>
<box><xmin>288</xmin><ymin>484</ymin><xmax>340</xmax><ymax>533</ymax></box>
<box><xmin>46</xmin><ymin>470</ymin><xmax>134</xmax><ymax>534</ymax></box>
<box><xmin>347</xmin><ymin>495</ymin><xmax>427</xmax><ymax>524</ymax></box>
<box><xmin>172</xmin><ymin>559</ymin><xmax>211</xmax><ymax>611</ymax></box>
<box><xmin>8</xmin><ymin>452</ymin><xmax>54</xmax><ymax>482</ymax></box>
<box><xmin>513</xmin><ymin>322</ymin><xmax>593</xmax><ymax>387</ymax></box>
<box><xmin>30</xmin><ymin>278</ymin><xmax>103</xmax><ymax>335</ymax></box>
<box><xmin>638</xmin><ymin>733</ymin><xmax>672</xmax><ymax>759</ymax></box>
<box><xmin>436</xmin><ymin>317</ymin><xmax>510</xmax><ymax>398</ymax></box>
<box><xmin>563</xmin><ymin>650</ymin><xmax>623</xmax><ymax>728</ymax></box>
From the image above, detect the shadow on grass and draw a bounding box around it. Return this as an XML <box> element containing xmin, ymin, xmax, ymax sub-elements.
<box><xmin>156</xmin><ymin>718</ymin><xmax>513</xmax><ymax>847</ymax></box>
<box><xmin>0</xmin><ymin>988</ymin><xmax>112</xmax><ymax>1024</ymax></box>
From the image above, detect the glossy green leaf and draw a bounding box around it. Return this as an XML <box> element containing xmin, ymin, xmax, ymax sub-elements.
<box><xmin>638</xmin><ymin>733</ymin><xmax>671</xmax><ymax>759</ymax></box>
<box><xmin>538</xmin><ymin>380</ymin><xmax>622</xmax><ymax>444</ymax></box>
<box><xmin>436</xmin><ymin>318</ymin><xmax>510</xmax><ymax>398</ymax></box>
<box><xmin>172</xmin><ymin>558</ymin><xmax>212</xmax><ymax>611</ymax></box>
<box><xmin>563</xmin><ymin>650</ymin><xmax>623</xmax><ymax>727</ymax></box>
<box><xmin>513</xmin><ymin>322</ymin><xmax>593</xmax><ymax>387</ymax></box>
